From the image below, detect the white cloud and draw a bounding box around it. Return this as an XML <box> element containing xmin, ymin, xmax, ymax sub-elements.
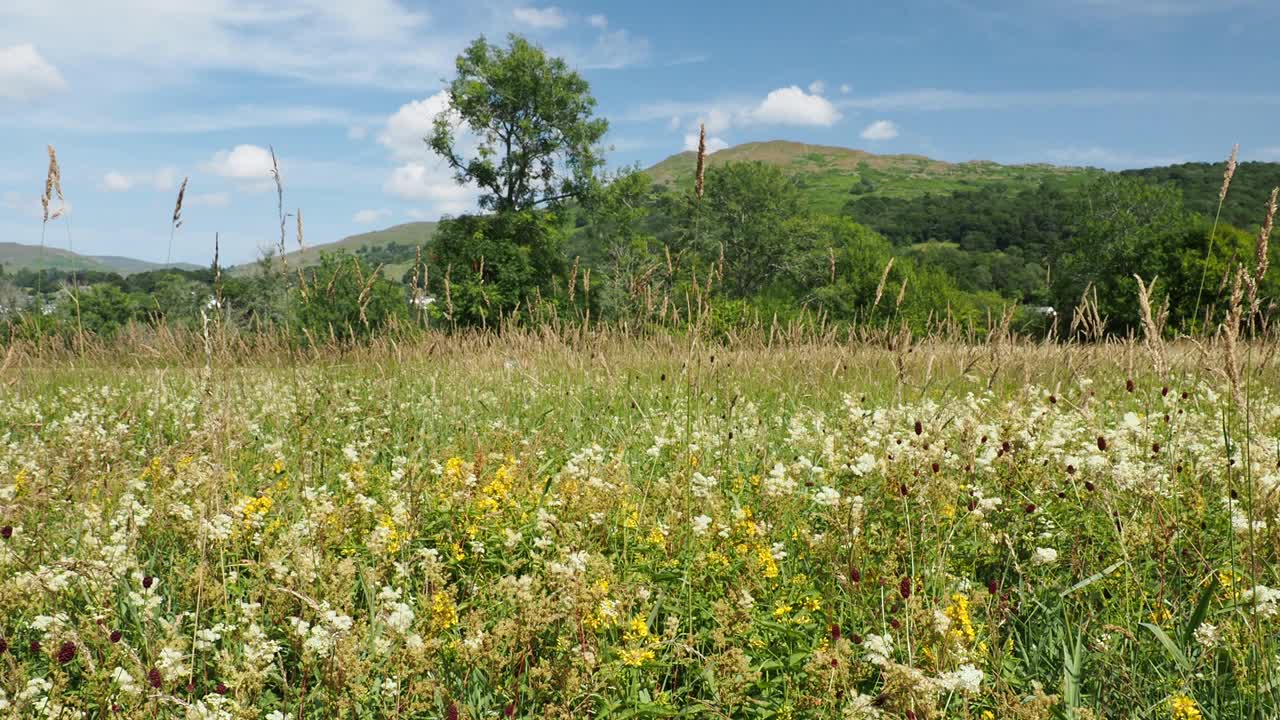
<box><xmin>0</xmin><ymin>1</ymin><xmax>438</xmax><ymax>90</ymax></box>
<box><xmin>188</xmin><ymin>192</ymin><xmax>230</xmax><ymax>208</ymax></box>
<box><xmin>0</xmin><ymin>44</ymin><xmax>66</xmax><ymax>101</ymax></box>
<box><xmin>565</xmin><ymin>28</ymin><xmax>650</xmax><ymax>70</ymax></box>
<box><xmin>587</xmin><ymin>14</ymin><xmax>609</xmax><ymax>28</ymax></box>
<box><xmin>746</xmin><ymin>86</ymin><xmax>842</xmax><ymax>127</ymax></box>
<box><xmin>98</xmin><ymin>167</ymin><xmax>181</xmax><ymax>192</ymax></box>
<box><xmin>683</xmin><ymin>133</ymin><xmax>728</xmax><ymax>154</ymax></box>
<box><xmin>204</xmin><ymin>145</ymin><xmax>277</xmax><ymax>185</ymax></box>
<box><xmin>384</xmin><ymin>162</ymin><xmax>477</xmax><ymax>216</ymax></box>
<box><xmin>353</xmin><ymin>208</ymin><xmax>392</xmax><ymax>224</ymax></box>
<box><xmin>379</xmin><ymin>92</ymin><xmax>458</xmax><ymax>161</ymax></box>
<box><xmin>101</xmin><ymin>172</ymin><xmax>134</xmax><ymax>192</ymax></box>
<box><xmin>840</xmin><ymin>84</ymin><xmax>851</xmax><ymax>94</ymax></box>
<box><xmin>808</xmin><ymin>80</ymin><xmax>826</xmax><ymax>95</ymax></box>
<box><xmin>860</xmin><ymin>120</ymin><xmax>900</xmax><ymax>141</ymax></box>
<box><xmin>513</xmin><ymin>6</ymin><xmax>568</xmax><ymax>29</ymax></box>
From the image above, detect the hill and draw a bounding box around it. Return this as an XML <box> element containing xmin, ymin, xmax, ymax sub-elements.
<box><xmin>232</xmin><ymin>222</ymin><xmax>437</xmax><ymax>280</ymax></box>
<box><xmin>0</xmin><ymin>242</ymin><xmax>201</xmax><ymax>274</ymax></box>
<box><xmin>1121</xmin><ymin>161</ymin><xmax>1280</xmax><ymax>230</ymax></box>
<box><xmin>643</xmin><ymin>140</ymin><xmax>1101</xmax><ymax>213</ymax></box>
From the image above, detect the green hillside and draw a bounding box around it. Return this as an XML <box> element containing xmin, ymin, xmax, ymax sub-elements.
<box><xmin>1121</xmin><ymin>161</ymin><xmax>1280</xmax><ymax>230</ymax></box>
<box><xmin>0</xmin><ymin>242</ymin><xmax>200</xmax><ymax>274</ymax></box>
<box><xmin>233</xmin><ymin>222</ymin><xmax>437</xmax><ymax>280</ymax></box>
<box><xmin>643</xmin><ymin>140</ymin><xmax>1102</xmax><ymax>213</ymax></box>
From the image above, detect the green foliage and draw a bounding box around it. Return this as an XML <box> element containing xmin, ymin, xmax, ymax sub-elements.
<box><xmin>1122</xmin><ymin>161</ymin><xmax>1280</xmax><ymax>230</ymax></box>
<box><xmin>428</xmin><ymin>211</ymin><xmax>566</xmax><ymax>326</ymax></box>
<box><xmin>431</xmin><ymin>34</ymin><xmax>608</xmax><ymax>213</ymax></box>
<box><xmin>692</xmin><ymin>161</ymin><xmax>803</xmax><ymax>297</ymax></box>
<box><xmin>291</xmin><ymin>252</ymin><xmax>408</xmax><ymax>342</ymax></box>
<box><xmin>1050</xmin><ymin>175</ymin><xmax>1192</xmax><ymax>332</ymax></box>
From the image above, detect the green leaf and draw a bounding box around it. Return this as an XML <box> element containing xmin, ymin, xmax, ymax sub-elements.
<box><xmin>1182</xmin><ymin>575</ymin><xmax>1218</xmax><ymax>648</ymax></box>
<box><xmin>1140</xmin><ymin>622</ymin><xmax>1191</xmax><ymax>672</ymax></box>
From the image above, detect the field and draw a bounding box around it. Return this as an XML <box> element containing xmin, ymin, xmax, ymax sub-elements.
<box><xmin>1</xmin><ymin>333</ymin><xmax>1278</xmax><ymax>719</ymax></box>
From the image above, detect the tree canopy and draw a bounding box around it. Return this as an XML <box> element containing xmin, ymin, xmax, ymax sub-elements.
<box><xmin>430</xmin><ymin>34</ymin><xmax>609</xmax><ymax>213</ymax></box>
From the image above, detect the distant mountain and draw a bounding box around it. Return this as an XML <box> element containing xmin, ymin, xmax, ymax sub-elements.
<box><xmin>644</xmin><ymin>140</ymin><xmax>1102</xmax><ymax>213</ymax></box>
<box><xmin>0</xmin><ymin>242</ymin><xmax>201</xmax><ymax>274</ymax></box>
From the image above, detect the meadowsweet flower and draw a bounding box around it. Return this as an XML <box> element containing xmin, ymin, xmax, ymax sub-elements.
<box><xmin>691</xmin><ymin>514</ymin><xmax>712</xmax><ymax>535</ymax></box>
<box><xmin>937</xmin><ymin>664</ymin><xmax>983</xmax><ymax>693</ymax></box>
<box><xmin>864</xmin><ymin>633</ymin><xmax>893</xmax><ymax>665</ymax></box>
<box><xmin>814</xmin><ymin>486</ymin><xmax>841</xmax><ymax>507</ymax></box>
<box><xmin>1032</xmin><ymin>547</ymin><xmax>1059</xmax><ymax>566</ymax></box>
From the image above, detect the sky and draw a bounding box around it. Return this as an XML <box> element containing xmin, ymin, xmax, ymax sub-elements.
<box><xmin>1</xmin><ymin>0</ymin><xmax>1278</xmax><ymax>266</ymax></box>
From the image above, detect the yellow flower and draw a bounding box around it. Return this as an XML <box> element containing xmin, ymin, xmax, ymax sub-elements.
<box><xmin>624</xmin><ymin>615</ymin><xmax>650</xmax><ymax>643</ymax></box>
<box><xmin>646</xmin><ymin>526</ymin><xmax>666</xmax><ymax>547</ymax></box>
<box><xmin>803</xmin><ymin>596</ymin><xmax>822</xmax><ymax>612</ymax></box>
<box><xmin>619</xmin><ymin>647</ymin><xmax>655</xmax><ymax>667</ymax></box>
<box><xmin>1170</xmin><ymin>695</ymin><xmax>1201</xmax><ymax>720</ymax></box>
<box><xmin>945</xmin><ymin>593</ymin><xmax>976</xmax><ymax>644</ymax></box>
<box><xmin>772</xmin><ymin>602</ymin><xmax>792</xmax><ymax>619</ymax></box>
<box><xmin>271</xmin><ymin>458</ymin><xmax>285</xmax><ymax>474</ymax></box>
<box><xmin>431</xmin><ymin>592</ymin><xmax>458</xmax><ymax>631</ymax></box>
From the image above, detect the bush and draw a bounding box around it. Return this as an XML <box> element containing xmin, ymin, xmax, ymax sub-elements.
<box><xmin>292</xmin><ymin>252</ymin><xmax>408</xmax><ymax>343</ymax></box>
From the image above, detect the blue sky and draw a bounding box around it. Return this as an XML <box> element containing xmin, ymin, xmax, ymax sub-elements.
<box><xmin>1</xmin><ymin>0</ymin><xmax>1278</xmax><ymax>266</ymax></box>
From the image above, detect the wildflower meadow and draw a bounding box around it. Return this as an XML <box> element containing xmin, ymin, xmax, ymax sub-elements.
<box><xmin>0</xmin><ymin>335</ymin><xmax>1277</xmax><ymax>719</ymax></box>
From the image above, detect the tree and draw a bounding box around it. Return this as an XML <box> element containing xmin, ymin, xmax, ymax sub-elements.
<box><xmin>1050</xmin><ymin>176</ymin><xmax>1191</xmax><ymax>331</ymax></box>
<box><xmin>428</xmin><ymin>211</ymin><xmax>565</xmax><ymax>326</ymax></box>
<box><xmin>430</xmin><ymin>34</ymin><xmax>609</xmax><ymax>213</ymax></box>
<box><xmin>693</xmin><ymin>161</ymin><xmax>803</xmax><ymax>297</ymax></box>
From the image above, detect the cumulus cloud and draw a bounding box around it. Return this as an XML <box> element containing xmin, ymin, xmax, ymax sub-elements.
<box><xmin>98</xmin><ymin>167</ymin><xmax>181</xmax><ymax>192</ymax></box>
<box><xmin>204</xmin><ymin>145</ymin><xmax>276</xmax><ymax>183</ymax></box>
<box><xmin>384</xmin><ymin>163</ymin><xmax>477</xmax><ymax>215</ymax></box>
<box><xmin>0</xmin><ymin>44</ymin><xmax>67</xmax><ymax>101</ymax></box>
<box><xmin>840</xmin><ymin>84</ymin><xmax>851</xmax><ymax>94</ymax></box>
<box><xmin>683</xmin><ymin>133</ymin><xmax>728</xmax><ymax>154</ymax></box>
<box><xmin>513</xmin><ymin>6</ymin><xmax>568</xmax><ymax>29</ymax></box>
<box><xmin>587</xmin><ymin>14</ymin><xmax>608</xmax><ymax>28</ymax></box>
<box><xmin>808</xmin><ymin>80</ymin><xmax>826</xmax><ymax>95</ymax></box>
<box><xmin>860</xmin><ymin>120</ymin><xmax>900</xmax><ymax>141</ymax></box>
<box><xmin>746</xmin><ymin>86</ymin><xmax>842</xmax><ymax>127</ymax></box>
<box><xmin>379</xmin><ymin>92</ymin><xmax>458</xmax><ymax>160</ymax></box>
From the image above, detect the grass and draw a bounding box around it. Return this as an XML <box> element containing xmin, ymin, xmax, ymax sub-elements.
<box><xmin>1</xmin><ymin>330</ymin><xmax>1278</xmax><ymax>718</ymax></box>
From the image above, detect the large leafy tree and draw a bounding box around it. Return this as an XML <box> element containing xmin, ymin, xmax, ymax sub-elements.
<box><xmin>430</xmin><ymin>34</ymin><xmax>609</xmax><ymax>213</ymax></box>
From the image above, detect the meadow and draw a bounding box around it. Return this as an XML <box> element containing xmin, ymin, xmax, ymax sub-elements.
<box><xmin>0</xmin><ymin>330</ymin><xmax>1277</xmax><ymax>719</ymax></box>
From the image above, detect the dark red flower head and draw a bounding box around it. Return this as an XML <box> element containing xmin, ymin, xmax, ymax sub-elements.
<box><xmin>110</xmin><ymin>630</ymin><xmax>122</xmax><ymax>643</ymax></box>
<box><xmin>899</xmin><ymin>576</ymin><xmax>912</xmax><ymax>600</ymax></box>
<box><xmin>830</xmin><ymin>624</ymin><xmax>841</xmax><ymax>642</ymax></box>
<box><xmin>914</xmin><ymin>420</ymin><xmax>923</xmax><ymax>436</ymax></box>
<box><xmin>1097</xmin><ymin>436</ymin><xmax>1108</xmax><ymax>451</ymax></box>
<box><xmin>148</xmin><ymin>668</ymin><xmax>163</xmax><ymax>689</ymax></box>
<box><xmin>142</xmin><ymin>576</ymin><xmax>154</xmax><ymax>589</ymax></box>
<box><xmin>0</xmin><ymin>526</ymin><xmax>11</xmax><ymax>539</ymax></box>
<box><xmin>57</xmin><ymin>641</ymin><xmax>76</xmax><ymax>664</ymax></box>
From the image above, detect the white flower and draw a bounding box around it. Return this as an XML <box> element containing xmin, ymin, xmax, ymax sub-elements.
<box><xmin>1193</xmin><ymin>622</ymin><xmax>1219</xmax><ymax>650</ymax></box>
<box><xmin>937</xmin><ymin>664</ymin><xmax>983</xmax><ymax>693</ymax></box>
<box><xmin>1032</xmin><ymin>547</ymin><xmax>1058</xmax><ymax>566</ymax></box>
<box><xmin>863</xmin><ymin>633</ymin><xmax>894</xmax><ymax>665</ymax></box>
<box><xmin>814</xmin><ymin>487</ymin><xmax>841</xmax><ymax>507</ymax></box>
<box><xmin>851</xmin><ymin>453</ymin><xmax>877</xmax><ymax>477</ymax></box>
<box><xmin>691</xmin><ymin>515</ymin><xmax>712</xmax><ymax>535</ymax></box>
